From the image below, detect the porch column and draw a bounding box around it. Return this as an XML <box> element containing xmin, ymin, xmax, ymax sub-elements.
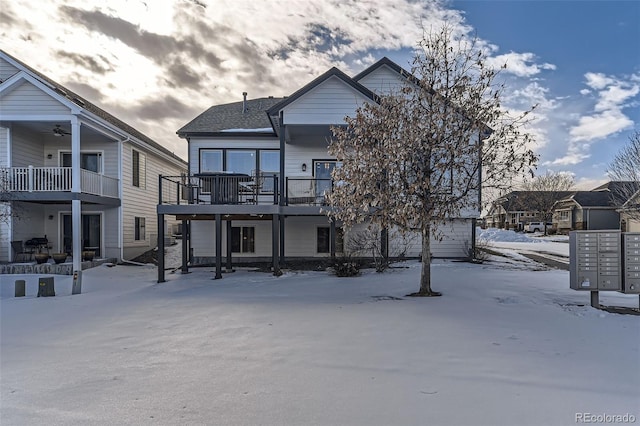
<box><xmin>215</xmin><ymin>214</ymin><xmax>222</xmax><ymax>279</ymax></box>
<box><xmin>72</xmin><ymin>200</ymin><xmax>82</xmax><ymax>272</ymax></box>
<box><xmin>181</xmin><ymin>219</ymin><xmax>189</xmax><ymax>274</ymax></box>
<box><xmin>71</xmin><ymin>119</ymin><xmax>83</xmax><ymax>274</ymax></box>
<box><xmin>157</xmin><ymin>214</ymin><xmax>165</xmax><ymax>283</ymax></box>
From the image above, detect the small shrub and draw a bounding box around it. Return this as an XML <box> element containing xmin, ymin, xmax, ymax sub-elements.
<box><xmin>332</xmin><ymin>257</ymin><xmax>361</xmax><ymax>277</ymax></box>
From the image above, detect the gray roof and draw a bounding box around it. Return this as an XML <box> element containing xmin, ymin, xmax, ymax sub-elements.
<box><xmin>1</xmin><ymin>49</ymin><xmax>186</xmax><ymax>166</ymax></box>
<box><xmin>177</xmin><ymin>97</ymin><xmax>283</xmax><ymax>136</ymax></box>
<box><xmin>567</xmin><ymin>191</ymin><xmax>617</xmax><ymax>207</ymax></box>
<box><xmin>496</xmin><ymin>191</ymin><xmax>573</xmax><ymax>211</ymax></box>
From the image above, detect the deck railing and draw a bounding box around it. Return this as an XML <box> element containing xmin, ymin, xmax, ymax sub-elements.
<box><xmin>0</xmin><ymin>166</ymin><xmax>119</xmax><ymax>198</ymax></box>
<box><xmin>159</xmin><ymin>174</ymin><xmax>333</xmax><ymax>207</ymax></box>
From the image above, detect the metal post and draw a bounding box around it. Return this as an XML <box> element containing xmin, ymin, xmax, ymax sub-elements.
<box><xmin>226</xmin><ymin>219</ymin><xmax>233</xmax><ymax>272</ymax></box>
<box><xmin>157</xmin><ymin>213</ymin><xmax>165</xmax><ymax>283</ymax></box>
<box><xmin>590</xmin><ymin>291</ymin><xmax>599</xmax><ymax>309</ymax></box>
<box><xmin>279</xmin><ymin>215</ymin><xmax>285</xmax><ymax>267</ymax></box>
<box><xmin>215</xmin><ymin>214</ymin><xmax>222</xmax><ymax>279</ymax></box>
<box><xmin>181</xmin><ymin>219</ymin><xmax>189</xmax><ymax>274</ymax></box>
<box><xmin>330</xmin><ymin>219</ymin><xmax>336</xmax><ymax>260</ymax></box>
<box><xmin>272</xmin><ymin>214</ymin><xmax>280</xmax><ymax>276</ymax></box>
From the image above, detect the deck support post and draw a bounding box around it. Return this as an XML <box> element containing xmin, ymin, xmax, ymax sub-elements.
<box><xmin>157</xmin><ymin>213</ymin><xmax>165</xmax><ymax>283</ymax></box>
<box><xmin>181</xmin><ymin>219</ymin><xmax>189</xmax><ymax>274</ymax></box>
<box><xmin>226</xmin><ymin>219</ymin><xmax>234</xmax><ymax>272</ymax></box>
<box><xmin>215</xmin><ymin>214</ymin><xmax>222</xmax><ymax>279</ymax></box>
<box><xmin>272</xmin><ymin>214</ymin><xmax>280</xmax><ymax>276</ymax></box>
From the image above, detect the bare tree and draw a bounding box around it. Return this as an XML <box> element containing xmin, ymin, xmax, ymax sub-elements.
<box><xmin>520</xmin><ymin>171</ymin><xmax>574</xmax><ymax>235</ymax></box>
<box><xmin>607</xmin><ymin>130</ymin><xmax>640</xmax><ymax>221</ymax></box>
<box><xmin>328</xmin><ymin>25</ymin><xmax>537</xmax><ymax>297</ymax></box>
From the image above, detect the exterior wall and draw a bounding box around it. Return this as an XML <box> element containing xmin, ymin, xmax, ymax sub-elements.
<box><xmin>284</xmin><ymin>144</ymin><xmax>332</xmax><ymax>178</ymax></box>
<box><xmin>282</xmin><ymin>76</ymin><xmax>372</xmax><ymax>125</ymax></box>
<box><xmin>0</xmin><ymin>58</ymin><xmax>19</xmax><ymax>81</ymax></box>
<box><xmin>43</xmin><ymin>134</ymin><xmax>120</xmax><ymax>177</ymax></box>
<box><xmin>122</xmin><ymin>141</ymin><xmax>186</xmax><ymax>260</ymax></box>
<box><xmin>189</xmin><ymin>216</ymin><xmax>472</xmax><ymax>260</ymax></box>
<box><xmin>10</xmin><ymin>126</ymin><xmax>43</xmax><ymax>167</ymax></box>
<box><xmin>1</xmin><ymin>80</ymin><xmax>71</xmax><ymax>115</ymax></box>
<box><xmin>356</xmin><ymin>65</ymin><xmax>407</xmax><ymax>95</ymax></box>
<box><xmin>0</xmin><ymin>127</ymin><xmax>8</xmax><ymax>167</ymax></box>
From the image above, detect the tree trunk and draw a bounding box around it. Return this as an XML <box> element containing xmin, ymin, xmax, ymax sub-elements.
<box><xmin>409</xmin><ymin>222</ymin><xmax>442</xmax><ymax>297</ymax></box>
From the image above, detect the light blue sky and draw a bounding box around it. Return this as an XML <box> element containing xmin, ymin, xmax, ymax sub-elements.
<box><xmin>1</xmin><ymin>0</ymin><xmax>638</xmax><ymax>189</ymax></box>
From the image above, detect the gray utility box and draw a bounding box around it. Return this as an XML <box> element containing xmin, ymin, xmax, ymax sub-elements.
<box><xmin>570</xmin><ymin>230</ymin><xmax>621</xmax><ymax>291</ymax></box>
<box><xmin>622</xmin><ymin>233</ymin><xmax>640</xmax><ymax>294</ymax></box>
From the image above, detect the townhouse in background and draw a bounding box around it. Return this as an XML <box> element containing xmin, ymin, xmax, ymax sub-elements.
<box><xmin>157</xmin><ymin>58</ymin><xmax>480</xmax><ymax>280</ymax></box>
<box><xmin>0</xmin><ymin>50</ymin><xmax>187</xmax><ymax>274</ymax></box>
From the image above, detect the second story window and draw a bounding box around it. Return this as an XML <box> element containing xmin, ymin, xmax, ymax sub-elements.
<box><xmin>200</xmin><ymin>150</ymin><xmax>222</xmax><ymax>172</ymax></box>
<box><xmin>132</xmin><ymin>149</ymin><xmax>146</xmax><ymax>188</ymax></box>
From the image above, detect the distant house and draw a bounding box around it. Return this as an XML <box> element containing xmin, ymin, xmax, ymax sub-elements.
<box><xmin>552</xmin><ymin>181</ymin><xmax>639</xmax><ymax>233</ymax></box>
<box><xmin>0</xmin><ymin>50</ymin><xmax>187</xmax><ymax>272</ymax></box>
<box><xmin>485</xmin><ymin>191</ymin><xmax>572</xmax><ymax>231</ymax></box>
<box><xmin>618</xmin><ymin>188</ymin><xmax>640</xmax><ymax>232</ymax></box>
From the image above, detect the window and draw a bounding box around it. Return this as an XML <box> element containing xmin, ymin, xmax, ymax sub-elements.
<box><xmin>231</xmin><ymin>226</ymin><xmax>255</xmax><ymax>253</ymax></box>
<box><xmin>317</xmin><ymin>226</ymin><xmax>344</xmax><ymax>253</ymax></box>
<box><xmin>61</xmin><ymin>152</ymin><xmax>102</xmax><ymax>173</ymax></box>
<box><xmin>559</xmin><ymin>211</ymin><xmax>569</xmax><ymax>220</ymax></box>
<box><xmin>132</xmin><ymin>149</ymin><xmax>146</xmax><ymax>188</ymax></box>
<box><xmin>227</xmin><ymin>150</ymin><xmax>256</xmax><ymax>175</ymax></box>
<box><xmin>260</xmin><ymin>150</ymin><xmax>280</xmax><ymax>193</ymax></box>
<box><xmin>200</xmin><ymin>150</ymin><xmax>223</xmax><ymax>173</ymax></box>
<box><xmin>135</xmin><ymin>217</ymin><xmax>146</xmax><ymax>241</ymax></box>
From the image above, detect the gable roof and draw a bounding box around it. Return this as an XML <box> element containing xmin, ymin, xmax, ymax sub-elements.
<box><xmin>0</xmin><ymin>49</ymin><xmax>186</xmax><ymax>165</ymax></box>
<box><xmin>177</xmin><ymin>97</ymin><xmax>283</xmax><ymax>137</ymax></box>
<box><xmin>352</xmin><ymin>56</ymin><xmax>414</xmax><ymax>83</ymax></box>
<box><xmin>494</xmin><ymin>191</ymin><xmax>573</xmax><ymax>212</ymax></box>
<box><xmin>266</xmin><ymin>67</ymin><xmax>379</xmax><ymax>117</ymax></box>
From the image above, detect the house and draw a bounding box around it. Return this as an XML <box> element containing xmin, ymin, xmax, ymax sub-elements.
<box><xmin>552</xmin><ymin>182</ymin><xmax>639</xmax><ymax>233</ymax></box>
<box><xmin>0</xmin><ymin>50</ymin><xmax>187</xmax><ymax>275</ymax></box>
<box><xmin>485</xmin><ymin>191</ymin><xmax>572</xmax><ymax>231</ymax></box>
<box><xmin>619</xmin><ymin>188</ymin><xmax>640</xmax><ymax>232</ymax></box>
<box><xmin>156</xmin><ymin>57</ymin><xmax>480</xmax><ymax>281</ymax></box>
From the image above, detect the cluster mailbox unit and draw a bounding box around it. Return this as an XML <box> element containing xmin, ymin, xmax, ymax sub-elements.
<box><xmin>570</xmin><ymin>231</ymin><xmax>640</xmax><ymax>307</ymax></box>
<box><xmin>623</xmin><ymin>233</ymin><xmax>640</xmax><ymax>294</ymax></box>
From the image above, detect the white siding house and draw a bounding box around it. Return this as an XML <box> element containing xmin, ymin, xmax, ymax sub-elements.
<box><xmin>157</xmin><ymin>58</ymin><xmax>480</xmax><ymax>281</ymax></box>
<box><xmin>0</xmin><ymin>49</ymin><xmax>187</xmax><ymax>274</ymax></box>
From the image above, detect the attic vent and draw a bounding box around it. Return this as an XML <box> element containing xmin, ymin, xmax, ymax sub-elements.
<box><xmin>54</xmin><ymin>87</ymin><xmax>68</xmax><ymax>97</ymax></box>
<box><xmin>242</xmin><ymin>92</ymin><xmax>248</xmax><ymax>113</ymax></box>
<box><xmin>73</xmin><ymin>97</ymin><xmax>85</xmax><ymax>107</ymax></box>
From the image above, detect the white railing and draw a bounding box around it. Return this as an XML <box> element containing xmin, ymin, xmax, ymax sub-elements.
<box><xmin>1</xmin><ymin>167</ymin><xmax>119</xmax><ymax>198</ymax></box>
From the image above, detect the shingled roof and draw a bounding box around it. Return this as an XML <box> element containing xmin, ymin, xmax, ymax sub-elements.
<box><xmin>177</xmin><ymin>97</ymin><xmax>283</xmax><ymax>136</ymax></box>
<box><xmin>0</xmin><ymin>49</ymin><xmax>185</xmax><ymax>165</ymax></box>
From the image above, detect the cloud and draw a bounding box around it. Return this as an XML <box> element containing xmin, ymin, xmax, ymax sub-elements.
<box><xmin>569</xmin><ymin>73</ymin><xmax>638</xmax><ymax>142</ymax></box>
<box><xmin>55</xmin><ymin>51</ymin><xmax>115</xmax><ymax>75</ymax></box>
<box><xmin>487</xmin><ymin>52</ymin><xmax>556</xmax><ymax>77</ymax></box>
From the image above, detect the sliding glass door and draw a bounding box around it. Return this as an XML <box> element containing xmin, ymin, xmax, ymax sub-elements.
<box><xmin>61</xmin><ymin>213</ymin><xmax>102</xmax><ymax>256</ymax></box>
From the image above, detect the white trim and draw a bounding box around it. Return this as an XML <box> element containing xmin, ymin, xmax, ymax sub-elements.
<box><xmin>58</xmin><ymin>149</ymin><xmax>105</xmax><ymax>174</ymax></box>
<box><xmin>0</xmin><ymin>71</ymin><xmax>81</xmax><ymax>114</ymax></box>
<box><xmin>59</xmin><ymin>210</ymin><xmax>105</xmax><ymax>257</ymax></box>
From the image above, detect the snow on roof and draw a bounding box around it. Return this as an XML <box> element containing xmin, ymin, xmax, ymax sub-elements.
<box><xmin>219</xmin><ymin>127</ymin><xmax>274</xmax><ymax>133</ymax></box>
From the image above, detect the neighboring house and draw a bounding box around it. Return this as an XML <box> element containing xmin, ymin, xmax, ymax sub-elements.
<box><xmin>619</xmin><ymin>188</ymin><xmax>640</xmax><ymax>232</ymax></box>
<box><xmin>157</xmin><ymin>57</ymin><xmax>480</xmax><ymax>280</ymax></box>
<box><xmin>0</xmin><ymin>50</ymin><xmax>187</xmax><ymax>273</ymax></box>
<box><xmin>485</xmin><ymin>191</ymin><xmax>572</xmax><ymax>231</ymax></box>
<box><xmin>552</xmin><ymin>182</ymin><xmax>639</xmax><ymax>233</ymax></box>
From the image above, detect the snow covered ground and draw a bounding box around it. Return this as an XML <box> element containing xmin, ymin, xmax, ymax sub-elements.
<box><xmin>1</xmin><ymin>242</ymin><xmax>639</xmax><ymax>425</ymax></box>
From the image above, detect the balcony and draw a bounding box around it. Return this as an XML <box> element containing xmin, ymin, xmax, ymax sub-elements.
<box><xmin>1</xmin><ymin>167</ymin><xmax>119</xmax><ymax>198</ymax></box>
<box><xmin>159</xmin><ymin>174</ymin><xmax>332</xmax><ymax>207</ymax></box>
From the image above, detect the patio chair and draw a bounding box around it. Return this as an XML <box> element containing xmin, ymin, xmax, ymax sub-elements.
<box><xmin>11</xmin><ymin>240</ymin><xmax>31</xmax><ymax>262</ymax></box>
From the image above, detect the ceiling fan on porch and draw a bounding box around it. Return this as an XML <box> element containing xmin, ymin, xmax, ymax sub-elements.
<box><xmin>52</xmin><ymin>124</ymin><xmax>71</xmax><ymax>137</ymax></box>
